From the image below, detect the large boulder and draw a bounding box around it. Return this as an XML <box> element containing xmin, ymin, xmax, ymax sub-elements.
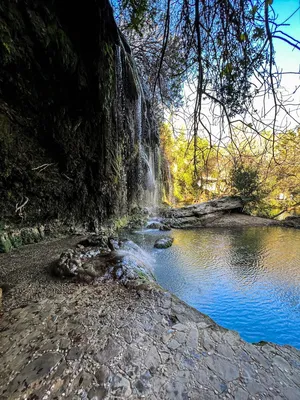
<box><xmin>146</xmin><ymin>222</ymin><xmax>162</xmax><ymax>229</ymax></box>
<box><xmin>161</xmin><ymin>197</ymin><xmax>243</xmax><ymax>228</ymax></box>
<box><xmin>154</xmin><ymin>237</ymin><xmax>174</xmax><ymax>249</ymax></box>
<box><xmin>282</xmin><ymin>216</ymin><xmax>300</xmax><ymax>229</ymax></box>
<box><xmin>52</xmin><ymin>239</ymin><xmax>155</xmax><ymax>284</ymax></box>
<box><xmin>146</xmin><ymin>221</ymin><xmax>171</xmax><ymax>231</ymax></box>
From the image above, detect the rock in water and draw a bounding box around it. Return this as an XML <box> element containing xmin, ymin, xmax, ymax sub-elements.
<box><xmin>154</xmin><ymin>237</ymin><xmax>174</xmax><ymax>249</ymax></box>
<box><xmin>161</xmin><ymin>196</ymin><xmax>244</xmax><ymax>228</ymax></box>
<box><xmin>146</xmin><ymin>222</ymin><xmax>171</xmax><ymax>231</ymax></box>
<box><xmin>146</xmin><ymin>222</ymin><xmax>162</xmax><ymax>229</ymax></box>
<box><xmin>283</xmin><ymin>216</ymin><xmax>300</xmax><ymax>229</ymax></box>
<box><xmin>52</xmin><ymin>239</ymin><xmax>154</xmax><ymax>284</ymax></box>
<box><xmin>159</xmin><ymin>224</ymin><xmax>171</xmax><ymax>231</ymax></box>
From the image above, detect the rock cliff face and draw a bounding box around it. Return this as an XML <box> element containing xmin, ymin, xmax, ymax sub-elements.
<box><xmin>0</xmin><ymin>0</ymin><xmax>160</xmax><ymax>228</ymax></box>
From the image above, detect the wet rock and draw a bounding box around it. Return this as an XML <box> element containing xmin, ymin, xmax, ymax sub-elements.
<box><xmin>52</xmin><ymin>239</ymin><xmax>154</xmax><ymax>283</ymax></box>
<box><xmin>283</xmin><ymin>216</ymin><xmax>300</xmax><ymax>229</ymax></box>
<box><xmin>159</xmin><ymin>224</ymin><xmax>171</xmax><ymax>231</ymax></box>
<box><xmin>78</xmin><ymin>235</ymin><xmax>109</xmax><ymax>248</ymax></box>
<box><xmin>154</xmin><ymin>237</ymin><xmax>174</xmax><ymax>249</ymax></box>
<box><xmin>147</xmin><ymin>222</ymin><xmax>162</xmax><ymax>229</ymax></box>
<box><xmin>53</xmin><ymin>249</ymin><xmax>83</xmax><ymax>277</ymax></box>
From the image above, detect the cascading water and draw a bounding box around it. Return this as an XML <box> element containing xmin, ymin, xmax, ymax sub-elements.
<box><xmin>116</xmin><ymin>39</ymin><xmax>161</xmax><ymax>211</ymax></box>
<box><xmin>141</xmin><ymin>146</ymin><xmax>160</xmax><ymax>208</ymax></box>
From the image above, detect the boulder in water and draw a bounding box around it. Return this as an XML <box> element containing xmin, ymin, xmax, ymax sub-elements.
<box><xmin>52</xmin><ymin>239</ymin><xmax>154</xmax><ymax>284</ymax></box>
<box><xmin>154</xmin><ymin>237</ymin><xmax>174</xmax><ymax>249</ymax></box>
<box><xmin>146</xmin><ymin>222</ymin><xmax>162</xmax><ymax>229</ymax></box>
<box><xmin>146</xmin><ymin>222</ymin><xmax>171</xmax><ymax>231</ymax></box>
<box><xmin>161</xmin><ymin>196</ymin><xmax>244</xmax><ymax>228</ymax></box>
<box><xmin>282</xmin><ymin>216</ymin><xmax>300</xmax><ymax>229</ymax></box>
<box><xmin>159</xmin><ymin>224</ymin><xmax>171</xmax><ymax>231</ymax></box>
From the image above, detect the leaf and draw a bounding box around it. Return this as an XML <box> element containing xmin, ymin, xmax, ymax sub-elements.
<box><xmin>240</xmin><ymin>33</ymin><xmax>248</xmax><ymax>42</ymax></box>
<box><xmin>222</xmin><ymin>63</ymin><xmax>233</xmax><ymax>76</ymax></box>
<box><xmin>251</xmin><ymin>5</ymin><xmax>258</xmax><ymax>16</ymax></box>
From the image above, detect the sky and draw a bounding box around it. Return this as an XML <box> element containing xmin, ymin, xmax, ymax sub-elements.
<box><xmin>262</xmin><ymin>0</ymin><xmax>300</xmax><ymax>131</ymax></box>
<box><xmin>273</xmin><ymin>0</ymin><xmax>300</xmax><ymax>73</ymax></box>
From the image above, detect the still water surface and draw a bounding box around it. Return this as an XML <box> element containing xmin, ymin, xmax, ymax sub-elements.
<box><xmin>130</xmin><ymin>226</ymin><xmax>300</xmax><ymax>349</ymax></box>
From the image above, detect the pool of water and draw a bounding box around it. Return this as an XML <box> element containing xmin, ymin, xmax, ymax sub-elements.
<box><xmin>129</xmin><ymin>226</ymin><xmax>300</xmax><ymax>349</ymax></box>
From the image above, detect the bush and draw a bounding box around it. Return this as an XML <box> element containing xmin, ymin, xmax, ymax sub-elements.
<box><xmin>230</xmin><ymin>164</ymin><xmax>261</xmax><ymax>200</ymax></box>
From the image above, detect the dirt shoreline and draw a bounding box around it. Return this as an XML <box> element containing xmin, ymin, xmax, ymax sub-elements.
<box><xmin>206</xmin><ymin>212</ymin><xmax>281</xmax><ymax>228</ymax></box>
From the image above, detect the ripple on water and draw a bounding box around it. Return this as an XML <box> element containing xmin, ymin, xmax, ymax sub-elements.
<box><xmin>129</xmin><ymin>226</ymin><xmax>300</xmax><ymax>349</ymax></box>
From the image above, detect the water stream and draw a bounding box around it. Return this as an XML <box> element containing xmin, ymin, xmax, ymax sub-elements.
<box><xmin>128</xmin><ymin>226</ymin><xmax>300</xmax><ymax>349</ymax></box>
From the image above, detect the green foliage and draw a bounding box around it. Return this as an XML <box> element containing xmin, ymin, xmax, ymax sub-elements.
<box><xmin>161</xmin><ymin>122</ymin><xmax>300</xmax><ymax>218</ymax></box>
<box><xmin>9</xmin><ymin>233</ymin><xmax>23</xmax><ymax>248</ymax></box>
<box><xmin>160</xmin><ymin>122</ymin><xmax>221</xmax><ymax>205</ymax></box>
<box><xmin>114</xmin><ymin>216</ymin><xmax>129</xmax><ymax>230</ymax></box>
<box><xmin>0</xmin><ymin>114</ymin><xmax>15</xmax><ymax>180</ymax></box>
<box><xmin>230</xmin><ymin>164</ymin><xmax>260</xmax><ymax>199</ymax></box>
<box><xmin>0</xmin><ymin>234</ymin><xmax>12</xmax><ymax>253</ymax></box>
<box><xmin>121</xmin><ymin>0</ymin><xmax>155</xmax><ymax>33</ymax></box>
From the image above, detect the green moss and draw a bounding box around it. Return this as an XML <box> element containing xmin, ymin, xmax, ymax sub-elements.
<box><xmin>9</xmin><ymin>232</ymin><xmax>22</xmax><ymax>248</ymax></box>
<box><xmin>101</xmin><ymin>41</ymin><xmax>115</xmax><ymax>103</ymax></box>
<box><xmin>39</xmin><ymin>226</ymin><xmax>45</xmax><ymax>239</ymax></box>
<box><xmin>21</xmin><ymin>228</ymin><xmax>41</xmax><ymax>244</ymax></box>
<box><xmin>125</xmin><ymin>56</ymin><xmax>139</xmax><ymax>99</ymax></box>
<box><xmin>0</xmin><ymin>234</ymin><xmax>12</xmax><ymax>253</ymax></box>
<box><xmin>255</xmin><ymin>341</ymin><xmax>268</xmax><ymax>346</ymax></box>
<box><xmin>136</xmin><ymin>269</ymin><xmax>149</xmax><ymax>281</ymax></box>
<box><xmin>114</xmin><ymin>216</ymin><xmax>129</xmax><ymax>230</ymax></box>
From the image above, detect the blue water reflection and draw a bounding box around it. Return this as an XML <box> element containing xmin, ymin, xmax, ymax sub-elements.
<box><xmin>129</xmin><ymin>227</ymin><xmax>300</xmax><ymax>349</ymax></box>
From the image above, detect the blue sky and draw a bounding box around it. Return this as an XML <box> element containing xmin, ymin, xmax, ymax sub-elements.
<box><xmin>273</xmin><ymin>0</ymin><xmax>300</xmax><ymax>71</ymax></box>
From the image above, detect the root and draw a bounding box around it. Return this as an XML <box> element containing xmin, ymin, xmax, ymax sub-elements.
<box><xmin>32</xmin><ymin>163</ymin><xmax>53</xmax><ymax>172</ymax></box>
<box><xmin>15</xmin><ymin>196</ymin><xmax>29</xmax><ymax>217</ymax></box>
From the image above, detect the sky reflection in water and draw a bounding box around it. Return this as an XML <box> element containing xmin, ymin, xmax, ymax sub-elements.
<box><xmin>130</xmin><ymin>227</ymin><xmax>300</xmax><ymax>349</ymax></box>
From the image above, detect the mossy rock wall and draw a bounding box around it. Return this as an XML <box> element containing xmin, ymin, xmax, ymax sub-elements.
<box><xmin>0</xmin><ymin>0</ymin><xmax>159</xmax><ymax>228</ymax></box>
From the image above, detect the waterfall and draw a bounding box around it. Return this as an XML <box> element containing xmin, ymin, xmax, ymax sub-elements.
<box><xmin>115</xmin><ymin>37</ymin><xmax>161</xmax><ymax>213</ymax></box>
<box><xmin>141</xmin><ymin>146</ymin><xmax>160</xmax><ymax>209</ymax></box>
